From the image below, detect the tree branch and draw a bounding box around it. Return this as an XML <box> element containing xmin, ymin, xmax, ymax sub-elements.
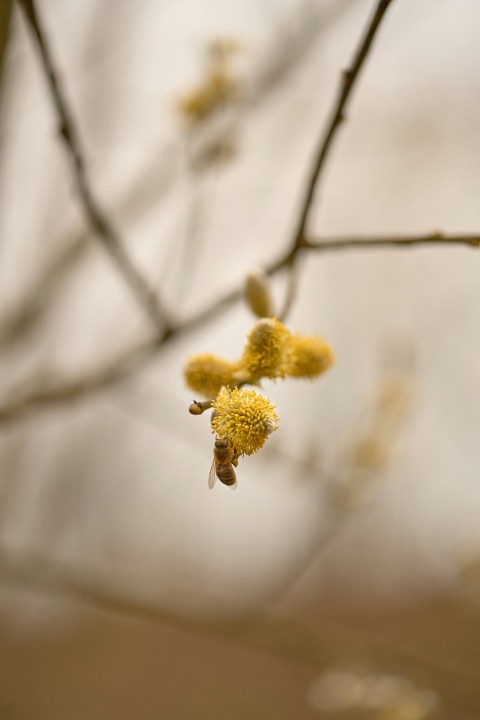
<box><xmin>0</xmin><ymin>228</ymin><xmax>477</xmax><ymax>427</ymax></box>
<box><xmin>305</xmin><ymin>232</ymin><xmax>480</xmax><ymax>253</ymax></box>
<box><xmin>279</xmin><ymin>0</ymin><xmax>395</xmax><ymax>317</ymax></box>
<box><xmin>0</xmin><ymin>0</ymin><xmax>359</xmax><ymax>351</ymax></box>
<box><xmin>17</xmin><ymin>0</ymin><xmax>171</xmax><ymax>333</ymax></box>
<box><xmin>0</xmin><ymin>0</ymin><xmax>14</xmax><ymax>90</ymax></box>
<box><xmin>1</xmin><ymin>1</ymin><xmax>477</xmax><ymax>429</ymax></box>
<box><xmin>290</xmin><ymin>0</ymin><xmax>395</xmax><ymax>252</ymax></box>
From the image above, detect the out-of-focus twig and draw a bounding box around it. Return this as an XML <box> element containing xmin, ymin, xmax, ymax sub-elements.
<box><xmin>0</xmin><ymin>0</ymin><xmax>13</xmax><ymax>89</ymax></box>
<box><xmin>0</xmin><ymin>228</ymin><xmax>477</xmax><ymax>427</ymax></box>
<box><xmin>0</xmin><ymin>0</ymin><xmax>358</xmax><ymax>351</ymax></box>
<box><xmin>17</xmin><ymin>0</ymin><xmax>171</xmax><ymax>333</ymax></box>
<box><xmin>0</xmin><ymin>336</ymin><xmax>163</xmax><ymax>424</ymax></box>
<box><xmin>306</xmin><ymin>232</ymin><xmax>480</xmax><ymax>253</ymax></box>
<box><xmin>0</xmin><ymin>232</ymin><xmax>88</xmax><ymax>349</ymax></box>
<box><xmin>0</xmin><ymin>0</ymin><xmax>478</xmax><ymax>427</ymax></box>
<box><xmin>277</xmin><ymin>256</ymin><xmax>300</xmax><ymax>321</ymax></box>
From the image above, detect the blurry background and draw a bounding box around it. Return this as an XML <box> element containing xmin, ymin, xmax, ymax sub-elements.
<box><xmin>0</xmin><ymin>0</ymin><xmax>480</xmax><ymax>717</ymax></box>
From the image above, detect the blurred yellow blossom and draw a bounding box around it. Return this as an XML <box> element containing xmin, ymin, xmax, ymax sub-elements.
<box><xmin>286</xmin><ymin>334</ymin><xmax>334</xmax><ymax>379</ymax></box>
<box><xmin>177</xmin><ymin>38</ymin><xmax>242</xmax><ymax>126</ymax></box>
<box><xmin>184</xmin><ymin>353</ymin><xmax>239</xmax><ymax>399</ymax></box>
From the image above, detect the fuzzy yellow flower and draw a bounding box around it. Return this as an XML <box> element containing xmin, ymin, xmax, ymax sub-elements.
<box><xmin>286</xmin><ymin>335</ymin><xmax>334</xmax><ymax>379</ymax></box>
<box><xmin>211</xmin><ymin>387</ymin><xmax>278</xmax><ymax>455</ymax></box>
<box><xmin>178</xmin><ymin>69</ymin><xmax>239</xmax><ymax>124</ymax></box>
<box><xmin>184</xmin><ymin>354</ymin><xmax>238</xmax><ymax>398</ymax></box>
<box><xmin>241</xmin><ymin>318</ymin><xmax>292</xmax><ymax>379</ymax></box>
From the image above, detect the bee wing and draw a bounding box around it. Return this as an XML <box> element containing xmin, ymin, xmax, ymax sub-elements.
<box><xmin>208</xmin><ymin>458</ymin><xmax>218</xmax><ymax>489</ymax></box>
<box><xmin>227</xmin><ymin>466</ymin><xmax>237</xmax><ymax>491</ymax></box>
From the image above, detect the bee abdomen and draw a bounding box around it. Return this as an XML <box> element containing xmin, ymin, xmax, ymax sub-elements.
<box><xmin>217</xmin><ymin>466</ymin><xmax>236</xmax><ymax>486</ymax></box>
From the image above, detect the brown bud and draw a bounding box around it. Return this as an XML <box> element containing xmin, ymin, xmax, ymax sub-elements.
<box><xmin>189</xmin><ymin>401</ymin><xmax>204</xmax><ymax>415</ymax></box>
<box><xmin>243</xmin><ymin>271</ymin><xmax>273</xmax><ymax>318</ymax></box>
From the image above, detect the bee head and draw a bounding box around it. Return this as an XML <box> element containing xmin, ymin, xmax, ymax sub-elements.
<box><xmin>214</xmin><ymin>437</ymin><xmax>229</xmax><ymax>450</ymax></box>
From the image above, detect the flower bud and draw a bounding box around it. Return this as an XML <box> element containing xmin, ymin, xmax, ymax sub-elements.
<box><xmin>243</xmin><ymin>271</ymin><xmax>274</xmax><ymax>318</ymax></box>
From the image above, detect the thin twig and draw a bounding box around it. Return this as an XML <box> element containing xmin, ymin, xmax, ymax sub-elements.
<box><xmin>0</xmin><ymin>0</ymin><xmax>14</xmax><ymax>90</ymax></box>
<box><xmin>17</xmin><ymin>0</ymin><xmax>171</xmax><ymax>333</ymax></box>
<box><xmin>305</xmin><ymin>232</ymin><xmax>480</xmax><ymax>252</ymax></box>
<box><xmin>277</xmin><ymin>256</ymin><xmax>300</xmax><ymax>321</ymax></box>
<box><xmin>0</xmin><ymin>0</ymin><xmax>358</xmax><ymax>351</ymax></box>
<box><xmin>291</xmin><ymin>0</ymin><xmax>395</xmax><ymax>249</ymax></box>
<box><xmin>0</xmin><ymin>233</ymin><xmax>88</xmax><ymax>349</ymax></box>
<box><xmin>280</xmin><ymin>0</ymin><xmax>396</xmax><ymax>316</ymax></box>
<box><xmin>0</xmin><ymin>229</ymin><xmax>477</xmax><ymax>426</ymax></box>
<box><xmin>2</xmin><ymin>0</ymin><xmax>478</xmax><ymax>427</ymax></box>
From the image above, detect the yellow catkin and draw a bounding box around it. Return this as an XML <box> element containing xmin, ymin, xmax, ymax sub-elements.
<box><xmin>241</xmin><ymin>318</ymin><xmax>292</xmax><ymax>379</ymax></box>
<box><xmin>286</xmin><ymin>335</ymin><xmax>334</xmax><ymax>379</ymax></box>
<box><xmin>183</xmin><ymin>354</ymin><xmax>238</xmax><ymax>398</ymax></box>
<box><xmin>211</xmin><ymin>387</ymin><xmax>278</xmax><ymax>455</ymax></box>
<box><xmin>177</xmin><ymin>41</ymin><xmax>241</xmax><ymax>126</ymax></box>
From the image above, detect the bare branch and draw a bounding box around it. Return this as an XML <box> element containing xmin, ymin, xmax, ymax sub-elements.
<box><xmin>277</xmin><ymin>257</ymin><xmax>300</xmax><ymax>322</ymax></box>
<box><xmin>17</xmin><ymin>0</ymin><xmax>171</xmax><ymax>333</ymax></box>
<box><xmin>0</xmin><ymin>228</ymin><xmax>477</xmax><ymax>427</ymax></box>
<box><xmin>280</xmin><ymin>0</ymin><xmax>396</xmax><ymax>316</ymax></box>
<box><xmin>0</xmin><ymin>232</ymin><xmax>88</xmax><ymax>349</ymax></box>
<box><xmin>0</xmin><ymin>0</ymin><xmax>14</xmax><ymax>89</ymax></box>
<box><xmin>0</xmin><ymin>335</ymin><xmax>163</xmax><ymax>424</ymax></box>
<box><xmin>0</xmin><ymin>0</ymin><xmax>358</xmax><ymax>350</ymax></box>
<box><xmin>1</xmin><ymin>0</ymin><xmax>477</xmax><ymax>429</ymax></box>
<box><xmin>305</xmin><ymin>232</ymin><xmax>480</xmax><ymax>253</ymax></box>
<box><xmin>290</xmin><ymin>0</ymin><xmax>395</xmax><ymax>250</ymax></box>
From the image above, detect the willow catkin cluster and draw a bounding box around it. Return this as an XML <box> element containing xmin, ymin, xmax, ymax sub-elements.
<box><xmin>184</xmin><ymin>317</ymin><xmax>334</xmax><ymax>458</ymax></box>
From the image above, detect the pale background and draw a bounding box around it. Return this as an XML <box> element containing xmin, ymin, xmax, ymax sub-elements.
<box><xmin>0</xmin><ymin>0</ymin><xmax>479</xmax><ymax>718</ymax></box>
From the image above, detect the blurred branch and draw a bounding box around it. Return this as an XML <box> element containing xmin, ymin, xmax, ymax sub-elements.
<box><xmin>305</xmin><ymin>232</ymin><xmax>480</xmax><ymax>253</ymax></box>
<box><xmin>0</xmin><ymin>143</ymin><xmax>178</xmax><ymax>352</ymax></box>
<box><xmin>0</xmin><ymin>0</ymin><xmax>357</xmax><ymax>352</ymax></box>
<box><xmin>0</xmin><ymin>223</ymin><xmax>477</xmax><ymax>428</ymax></box>
<box><xmin>250</xmin><ymin>0</ymin><xmax>359</xmax><ymax>106</ymax></box>
<box><xmin>17</xmin><ymin>0</ymin><xmax>171</xmax><ymax>333</ymax></box>
<box><xmin>0</xmin><ymin>229</ymin><xmax>476</xmax><ymax>427</ymax></box>
<box><xmin>0</xmin><ymin>0</ymin><xmax>13</xmax><ymax>88</ymax></box>
<box><xmin>0</xmin><ymin>336</ymin><xmax>161</xmax><ymax>424</ymax></box>
<box><xmin>0</xmin><ymin>546</ymin><xmax>479</xmax><ymax>713</ymax></box>
<box><xmin>0</xmin><ymin>232</ymin><xmax>88</xmax><ymax>348</ymax></box>
<box><xmin>1</xmin><ymin>0</ymin><xmax>478</xmax><ymax>428</ymax></box>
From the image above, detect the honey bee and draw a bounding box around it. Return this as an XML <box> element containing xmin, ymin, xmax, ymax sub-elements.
<box><xmin>208</xmin><ymin>437</ymin><xmax>240</xmax><ymax>490</ymax></box>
